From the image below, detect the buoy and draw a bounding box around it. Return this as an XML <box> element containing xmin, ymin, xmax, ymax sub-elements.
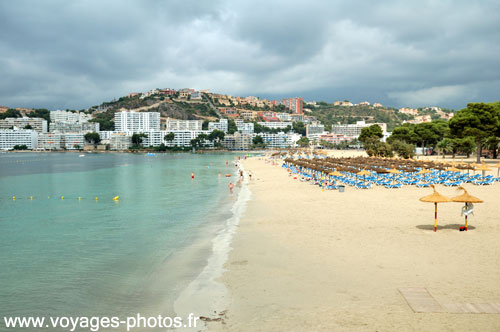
<box><xmin>95</xmin><ymin>197</ymin><xmax>98</xmax><ymax>201</ymax></box>
<box><xmin>225</xmin><ymin>174</ymin><xmax>231</xmax><ymax>177</ymax></box>
<box><xmin>30</xmin><ymin>196</ymin><xmax>33</xmax><ymax>200</ymax></box>
<box><xmin>78</xmin><ymin>196</ymin><xmax>81</xmax><ymax>200</ymax></box>
<box><xmin>12</xmin><ymin>196</ymin><xmax>15</xmax><ymax>200</ymax></box>
<box><xmin>113</xmin><ymin>196</ymin><xmax>119</xmax><ymax>201</ymax></box>
<box><xmin>61</xmin><ymin>196</ymin><xmax>64</xmax><ymax>200</ymax></box>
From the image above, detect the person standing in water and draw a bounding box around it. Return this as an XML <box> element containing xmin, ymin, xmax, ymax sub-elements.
<box><xmin>228</xmin><ymin>182</ymin><xmax>234</xmax><ymax>194</ymax></box>
<box><xmin>191</xmin><ymin>172</ymin><xmax>195</xmax><ymax>179</ymax></box>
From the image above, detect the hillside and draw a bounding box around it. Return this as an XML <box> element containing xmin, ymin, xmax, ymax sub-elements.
<box><xmin>309</xmin><ymin>104</ymin><xmax>414</xmax><ymax>131</ymax></box>
<box><xmin>88</xmin><ymin>94</ymin><xmax>220</xmax><ymax>130</ymax></box>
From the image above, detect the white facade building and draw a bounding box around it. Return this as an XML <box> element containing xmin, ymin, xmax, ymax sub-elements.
<box><xmin>164</xmin><ymin>130</ymin><xmax>213</xmax><ymax>147</ymax></box>
<box><xmin>0</xmin><ymin>117</ymin><xmax>48</xmax><ymax>133</ymax></box>
<box><xmin>208</xmin><ymin>119</ymin><xmax>228</xmax><ymax>133</ymax></box>
<box><xmin>110</xmin><ymin>133</ymin><xmax>132</xmax><ymax>150</ymax></box>
<box><xmin>235</xmin><ymin>119</ymin><xmax>254</xmax><ymax>134</ymax></box>
<box><xmin>306</xmin><ymin>124</ymin><xmax>325</xmax><ymax>138</ymax></box>
<box><xmin>50</xmin><ymin>110</ymin><xmax>91</xmax><ymax>123</ymax></box>
<box><xmin>37</xmin><ymin>133</ymin><xmax>64</xmax><ymax>150</ymax></box>
<box><xmin>0</xmin><ymin>129</ymin><xmax>38</xmax><ymax>150</ymax></box>
<box><xmin>114</xmin><ymin>111</ymin><xmax>160</xmax><ymax>132</ymax></box>
<box><xmin>165</xmin><ymin>118</ymin><xmax>203</xmax><ymax>131</ymax></box>
<box><xmin>63</xmin><ymin>133</ymin><xmax>85</xmax><ymax>150</ymax></box>
<box><xmin>257</xmin><ymin>121</ymin><xmax>293</xmax><ymax>129</ymax></box>
<box><xmin>331</xmin><ymin>121</ymin><xmax>387</xmax><ymax>138</ymax></box>
<box><xmin>50</xmin><ymin>121</ymin><xmax>99</xmax><ymax>133</ymax></box>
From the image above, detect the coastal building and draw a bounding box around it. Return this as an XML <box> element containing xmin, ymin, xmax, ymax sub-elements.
<box><xmin>37</xmin><ymin>133</ymin><xmax>64</xmax><ymax>150</ymax></box>
<box><xmin>165</xmin><ymin>118</ymin><xmax>203</xmax><ymax>131</ymax></box>
<box><xmin>208</xmin><ymin>119</ymin><xmax>228</xmax><ymax>133</ymax></box>
<box><xmin>257</xmin><ymin>132</ymin><xmax>301</xmax><ymax>148</ymax></box>
<box><xmin>50</xmin><ymin>110</ymin><xmax>91</xmax><ymax>123</ymax></box>
<box><xmin>0</xmin><ymin>129</ymin><xmax>38</xmax><ymax>150</ymax></box>
<box><xmin>164</xmin><ymin>130</ymin><xmax>213</xmax><ymax>147</ymax></box>
<box><xmin>235</xmin><ymin>120</ymin><xmax>254</xmax><ymax>135</ymax></box>
<box><xmin>331</xmin><ymin>121</ymin><xmax>387</xmax><ymax>138</ymax></box>
<box><xmin>110</xmin><ymin>133</ymin><xmax>132</xmax><ymax>150</ymax></box>
<box><xmin>222</xmin><ymin>132</ymin><xmax>253</xmax><ymax>150</ymax></box>
<box><xmin>306</xmin><ymin>124</ymin><xmax>325</xmax><ymax>138</ymax></box>
<box><xmin>0</xmin><ymin>117</ymin><xmax>48</xmax><ymax>133</ymax></box>
<box><xmin>62</xmin><ymin>133</ymin><xmax>85</xmax><ymax>150</ymax></box>
<box><xmin>50</xmin><ymin>121</ymin><xmax>99</xmax><ymax>133</ymax></box>
<box><xmin>114</xmin><ymin>111</ymin><xmax>160</xmax><ymax>132</ymax></box>
<box><xmin>257</xmin><ymin>121</ymin><xmax>293</xmax><ymax>129</ymax></box>
<box><xmin>318</xmin><ymin>133</ymin><xmax>352</xmax><ymax>144</ymax></box>
<box><xmin>276</xmin><ymin>113</ymin><xmax>292</xmax><ymax>122</ymax></box>
<box><xmin>333</xmin><ymin>101</ymin><xmax>354</xmax><ymax>107</ymax></box>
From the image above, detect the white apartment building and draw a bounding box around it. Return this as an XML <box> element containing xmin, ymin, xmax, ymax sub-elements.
<box><xmin>256</xmin><ymin>132</ymin><xmax>301</xmax><ymax>149</ymax></box>
<box><xmin>0</xmin><ymin>117</ymin><xmax>48</xmax><ymax>133</ymax></box>
<box><xmin>98</xmin><ymin>131</ymin><xmax>113</xmax><ymax>140</ymax></box>
<box><xmin>164</xmin><ymin>130</ymin><xmax>213</xmax><ymax>147</ymax></box>
<box><xmin>235</xmin><ymin>119</ymin><xmax>254</xmax><ymax>134</ymax></box>
<box><xmin>222</xmin><ymin>132</ymin><xmax>253</xmax><ymax>150</ymax></box>
<box><xmin>50</xmin><ymin>121</ymin><xmax>99</xmax><ymax>133</ymax></box>
<box><xmin>37</xmin><ymin>133</ymin><xmax>64</xmax><ymax>150</ymax></box>
<box><xmin>165</xmin><ymin>118</ymin><xmax>203</xmax><ymax>131</ymax></box>
<box><xmin>276</xmin><ymin>113</ymin><xmax>292</xmax><ymax>121</ymax></box>
<box><xmin>50</xmin><ymin>110</ymin><xmax>91</xmax><ymax>123</ymax></box>
<box><xmin>110</xmin><ymin>133</ymin><xmax>132</xmax><ymax>150</ymax></box>
<box><xmin>257</xmin><ymin>121</ymin><xmax>293</xmax><ymax>129</ymax></box>
<box><xmin>63</xmin><ymin>133</ymin><xmax>85</xmax><ymax>150</ymax></box>
<box><xmin>114</xmin><ymin>111</ymin><xmax>160</xmax><ymax>132</ymax></box>
<box><xmin>306</xmin><ymin>124</ymin><xmax>325</xmax><ymax>138</ymax></box>
<box><xmin>0</xmin><ymin>129</ymin><xmax>38</xmax><ymax>150</ymax></box>
<box><xmin>331</xmin><ymin>121</ymin><xmax>387</xmax><ymax>138</ymax></box>
<box><xmin>208</xmin><ymin>119</ymin><xmax>228</xmax><ymax>133</ymax></box>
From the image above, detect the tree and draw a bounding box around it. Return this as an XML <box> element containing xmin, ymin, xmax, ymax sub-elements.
<box><xmin>485</xmin><ymin>136</ymin><xmax>500</xmax><ymax>159</ymax></box>
<box><xmin>131</xmin><ymin>133</ymin><xmax>148</xmax><ymax>146</ymax></box>
<box><xmin>453</xmin><ymin>137</ymin><xmax>476</xmax><ymax>158</ymax></box>
<box><xmin>296</xmin><ymin>137</ymin><xmax>310</xmax><ymax>147</ymax></box>
<box><xmin>292</xmin><ymin>122</ymin><xmax>306</xmax><ymax>136</ymax></box>
<box><xmin>0</xmin><ymin>109</ymin><xmax>21</xmax><ymax>119</ymax></box>
<box><xmin>202</xmin><ymin>120</ymin><xmax>209</xmax><ymax>130</ymax></box>
<box><xmin>436</xmin><ymin>138</ymin><xmax>454</xmax><ymax>158</ymax></box>
<box><xmin>358</xmin><ymin>125</ymin><xmax>383</xmax><ymax>144</ymax></box>
<box><xmin>208</xmin><ymin>129</ymin><xmax>225</xmax><ymax>142</ymax></box>
<box><xmin>449</xmin><ymin>103</ymin><xmax>500</xmax><ymax>162</ymax></box>
<box><xmin>13</xmin><ymin>144</ymin><xmax>28</xmax><ymax>150</ymax></box>
<box><xmin>319</xmin><ymin>139</ymin><xmax>335</xmax><ymax>149</ymax></box>
<box><xmin>252</xmin><ymin>135</ymin><xmax>264</xmax><ymax>145</ymax></box>
<box><xmin>387</xmin><ymin>124</ymin><xmax>419</xmax><ymax>145</ymax></box>
<box><xmin>84</xmin><ymin>132</ymin><xmax>101</xmax><ymax>146</ymax></box>
<box><xmin>227</xmin><ymin>119</ymin><xmax>238</xmax><ymax>134</ymax></box>
<box><xmin>24</xmin><ymin>124</ymin><xmax>33</xmax><ymax>129</ymax></box>
<box><xmin>391</xmin><ymin>140</ymin><xmax>415</xmax><ymax>159</ymax></box>
<box><xmin>164</xmin><ymin>132</ymin><xmax>175</xmax><ymax>143</ymax></box>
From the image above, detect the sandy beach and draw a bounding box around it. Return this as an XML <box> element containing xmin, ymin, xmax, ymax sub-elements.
<box><xmin>207</xmin><ymin>151</ymin><xmax>500</xmax><ymax>331</ymax></box>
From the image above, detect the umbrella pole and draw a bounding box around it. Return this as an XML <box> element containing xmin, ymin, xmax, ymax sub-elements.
<box><xmin>465</xmin><ymin>214</ymin><xmax>468</xmax><ymax>231</ymax></box>
<box><xmin>434</xmin><ymin>203</ymin><xmax>437</xmax><ymax>232</ymax></box>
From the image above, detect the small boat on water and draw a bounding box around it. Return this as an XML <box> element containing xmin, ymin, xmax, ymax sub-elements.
<box><xmin>79</xmin><ymin>154</ymin><xmax>85</xmax><ymax>157</ymax></box>
<box><xmin>146</xmin><ymin>153</ymin><xmax>156</xmax><ymax>156</ymax></box>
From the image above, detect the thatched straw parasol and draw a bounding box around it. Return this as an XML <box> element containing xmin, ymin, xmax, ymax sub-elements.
<box><xmin>451</xmin><ymin>186</ymin><xmax>483</xmax><ymax>231</ymax></box>
<box><xmin>419</xmin><ymin>185</ymin><xmax>451</xmax><ymax>232</ymax></box>
<box><xmin>475</xmin><ymin>163</ymin><xmax>492</xmax><ymax>177</ymax></box>
<box><xmin>416</xmin><ymin>168</ymin><xmax>432</xmax><ymax>175</ymax></box>
<box><xmin>447</xmin><ymin>166</ymin><xmax>461</xmax><ymax>173</ymax></box>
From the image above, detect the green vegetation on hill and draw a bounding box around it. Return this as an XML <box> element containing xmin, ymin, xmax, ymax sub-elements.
<box><xmin>309</xmin><ymin>104</ymin><xmax>414</xmax><ymax>132</ymax></box>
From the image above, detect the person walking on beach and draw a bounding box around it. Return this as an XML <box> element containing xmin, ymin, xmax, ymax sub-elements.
<box><xmin>248</xmin><ymin>171</ymin><xmax>252</xmax><ymax>181</ymax></box>
<box><xmin>228</xmin><ymin>182</ymin><xmax>234</xmax><ymax>194</ymax></box>
<box><xmin>239</xmin><ymin>169</ymin><xmax>244</xmax><ymax>182</ymax></box>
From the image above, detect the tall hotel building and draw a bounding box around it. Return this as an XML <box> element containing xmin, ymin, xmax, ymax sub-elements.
<box><xmin>276</xmin><ymin>97</ymin><xmax>303</xmax><ymax>114</ymax></box>
<box><xmin>114</xmin><ymin>111</ymin><xmax>160</xmax><ymax>132</ymax></box>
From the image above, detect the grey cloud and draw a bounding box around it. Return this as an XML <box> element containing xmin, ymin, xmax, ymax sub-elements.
<box><xmin>0</xmin><ymin>0</ymin><xmax>499</xmax><ymax>110</ymax></box>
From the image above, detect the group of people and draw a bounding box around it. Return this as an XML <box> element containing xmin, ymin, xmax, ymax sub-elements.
<box><xmin>190</xmin><ymin>158</ymin><xmax>251</xmax><ymax>195</ymax></box>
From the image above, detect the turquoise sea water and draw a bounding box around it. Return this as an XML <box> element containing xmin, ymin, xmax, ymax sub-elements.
<box><xmin>0</xmin><ymin>152</ymin><xmax>242</xmax><ymax>328</ymax></box>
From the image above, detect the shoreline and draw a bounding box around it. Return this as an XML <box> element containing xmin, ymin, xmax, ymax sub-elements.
<box><xmin>173</xmin><ymin>160</ymin><xmax>251</xmax><ymax>329</ymax></box>
<box><xmin>206</xmin><ymin>152</ymin><xmax>500</xmax><ymax>331</ymax></box>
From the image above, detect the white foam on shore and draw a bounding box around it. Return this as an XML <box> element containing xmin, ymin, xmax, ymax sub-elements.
<box><xmin>173</xmin><ymin>163</ymin><xmax>251</xmax><ymax>329</ymax></box>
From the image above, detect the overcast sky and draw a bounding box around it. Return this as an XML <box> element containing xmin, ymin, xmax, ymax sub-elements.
<box><xmin>1</xmin><ymin>0</ymin><xmax>499</xmax><ymax>110</ymax></box>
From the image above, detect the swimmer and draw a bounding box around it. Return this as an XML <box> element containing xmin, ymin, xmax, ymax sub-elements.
<box><xmin>228</xmin><ymin>182</ymin><xmax>234</xmax><ymax>194</ymax></box>
<box><xmin>191</xmin><ymin>172</ymin><xmax>195</xmax><ymax>179</ymax></box>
